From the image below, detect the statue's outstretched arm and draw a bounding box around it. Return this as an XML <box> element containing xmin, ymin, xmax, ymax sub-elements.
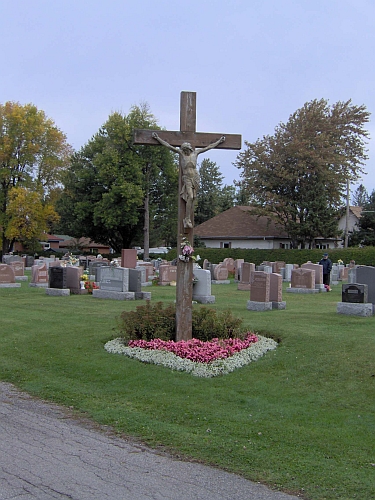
<box><xmin>197</xmin><ymin>136</ymin><xmax>225</xmax><ymax>155</ymax></box>
<box><xmin>152</xmin><ymin>132</ymin><xmax>180</xmax><ymax>154</ymax></box>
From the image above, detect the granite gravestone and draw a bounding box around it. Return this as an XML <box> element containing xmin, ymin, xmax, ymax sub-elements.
<box><xmin>287</xmin><ymin>268</ymin><xmax>318</xmax><ymax>294</ymax></box>
<box><xmin>158</xmin><ymin>265</ymin><xmax>177</xmax><ymax>285</ymax></box>
<box><xmin>192</xmin><ymin>268</ymin><xmax>215</xmax><ymax>304</ymax></box>
<box><xmin>247</xmin><ymin>271</ymin><xmax>272</xmax><ymax>311</ymax></box>
<box><xmin>30</xmin><ymin>263</ymin><xmax>49</xmax><ymax>287</ymax></box>
<box><xmin>0</xmin><ymin>264</ymin><xmax>20</xmax><ymax>288</ymax></box>
<box><xmin>237</xmin><ymin>262</ymin><xmax>254</xmax><ymax>291</ymax></box>
<box><xmin>121</xmin><ymin>249</ymin><xmax>137</xmax><ymax>269</ymax></box>
<box><xmin>269</xmin><ymin>273</ymin><xmax>286</xmax><ymax>309</ymax></box>
<box><xmin>342</xmin><ymin>284</ymin><xmax>368</xmax><ymax>303</ymax></box>
<box><xmin>49</xmin><ymin>267</ymin><xmax>67</xmax><ymax>289</ymax></box>
<box><xmin>356</xmin><ymin>266</ymin><xmax>375</xmax><ymax>305</ymax></box>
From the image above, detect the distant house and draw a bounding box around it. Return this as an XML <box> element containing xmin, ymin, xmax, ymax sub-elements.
<box><xmin>194</xmin><ymin>206</ymin><xmax>291</xmax><ymax>249</ymax></box>
<box><xmin>337</xmin><ymin>206</ymin><xmax>362</xmax><ymax>246</ymax></box>
<box><xmin>194</xmin><ymin>206</ymin><xmax>340</xmax><ymax>250</ymax></box>
<box><xmin>13</xmin><ymin>234</ymin><xmax>111</xmax><ymax>254</ymax></box>
<box><xmin>57</xmin><ymin>236</ymin><xmax>111</xmax><ymax>254</ymax></box>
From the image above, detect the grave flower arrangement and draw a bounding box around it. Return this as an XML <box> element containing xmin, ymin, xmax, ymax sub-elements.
<box><xmin>84</xmin><ymin>280</ymin><xmax>99</xmax><ymax>294</ymax></box>
<box><xmin>179</xmin><ymin>237</ymin><xmax>200</xmax><ymax>263</ymax></box>
<box><xmin>68</xmin><ymin>255</ymin><xmax>79</xmax><ymax>266</ymax></box>
<box><xmin>105</xmin><ymin>334</ymin><xmax>277</xmax><ymax>378</ymax></box>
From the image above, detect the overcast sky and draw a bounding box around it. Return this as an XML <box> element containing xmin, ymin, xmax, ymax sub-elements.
<box><xmin>1</xmin><ymin>0</ymin><xmax>374</xmax><ymax>198</ymax></box>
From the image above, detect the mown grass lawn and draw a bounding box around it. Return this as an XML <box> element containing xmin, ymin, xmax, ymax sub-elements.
<box><xmin>1</xmin><ymin>276</ymin><xmax>374</xmax><ymax>500</ymax></box>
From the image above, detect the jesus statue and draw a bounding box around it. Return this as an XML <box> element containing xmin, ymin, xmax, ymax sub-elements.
<box><xmin>152</xmin><ymin>132</ymin><xmax>225</xmax><ymax>228</ymax></box>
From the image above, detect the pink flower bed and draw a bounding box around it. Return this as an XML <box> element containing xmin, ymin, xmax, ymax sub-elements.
<box><xmin>128</xmin><ymin>333</ymin><xmax>259</xmax><ymax>363</ymax></box>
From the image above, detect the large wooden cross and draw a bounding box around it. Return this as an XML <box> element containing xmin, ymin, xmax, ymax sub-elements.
<box><xmin>133</xmin><ymin>91</ymin><xmax>241</xmax><ymax>341</ymax></box>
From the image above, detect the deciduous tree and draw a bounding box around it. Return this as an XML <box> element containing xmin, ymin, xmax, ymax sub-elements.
<box><xmin>56</xmin><ymin>104</ymin><xmax>178</xmax><ymax>252</ymax></box>
<box><xmin>0</xmin><ymin>101</ymin><xmax>71</xmax><ymax>253</ymax></box>
<box><xmin>235</xmin><ymin>99</ymin><xmax>370</xmax><ymax>248</ymax></box>
<box><xmin>5</xmin><ymin>187</ymin><xmax>59</xmax><ymax>250</ymax></box>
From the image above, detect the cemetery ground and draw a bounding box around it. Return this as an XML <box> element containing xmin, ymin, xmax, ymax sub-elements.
<box><xmin>0</xmin><ymin>275</ymin><xmax>374</xmax><ymax>500</ymax></box>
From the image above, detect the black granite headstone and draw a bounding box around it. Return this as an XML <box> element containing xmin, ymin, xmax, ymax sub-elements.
<box><xmin>49</xmin><ymin>267</ymin><xmax>67</xmax><ymax>289</ymax></box>
<box><xmin>342</xmin><ymin>283</ymin><xmax>368</xmax><ymax>304</ymax></box>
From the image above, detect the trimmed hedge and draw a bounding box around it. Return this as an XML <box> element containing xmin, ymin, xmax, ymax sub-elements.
<box><xmin>166</xmin><ymin>247</ymin><xmax>375</xmax><ymax>266</ymax></box>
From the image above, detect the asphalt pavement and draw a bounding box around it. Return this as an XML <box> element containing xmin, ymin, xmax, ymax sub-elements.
<box><xmin>0</xmin><ymin>382</ymin><xmax>302</xmax><ymax>500</ymax></box>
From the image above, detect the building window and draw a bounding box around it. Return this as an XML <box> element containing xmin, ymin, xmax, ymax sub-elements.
<box><xmin>316</xmin><ymin>244</ymin><xmax>329</xmax><ymax>250</ymax></box>
<box><xmin>220</xmin><ymin>242</ymin><xmax>231</xmax><ymax>249</ymax></box>
<box><xmin>280</xmin><ymin>243</ymin><xmax>289</xmax><ymax>249</ymax></box>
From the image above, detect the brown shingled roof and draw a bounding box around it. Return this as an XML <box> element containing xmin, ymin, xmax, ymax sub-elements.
<box><xmin>350</xmin><ymin>206</ymin><xmax>362</xmax><ymax>219</ymax></box>
<box><xmin>194</xmin><ymin>206</ymin><xmax>289</xmax><ymax>239</ymax></box>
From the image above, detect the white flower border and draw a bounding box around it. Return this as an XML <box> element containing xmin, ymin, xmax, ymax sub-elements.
<box><xmin>104</xmin><ymin>336</ymin><xmax>278</xmax><ymax>378</ymax></box>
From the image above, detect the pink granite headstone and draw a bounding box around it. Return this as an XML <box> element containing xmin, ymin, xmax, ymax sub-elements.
<box><xmin>213</xmin><ymin>264</ymin><xmax>229</xmax><ymax>280</ymax></box>
<box><xmin>250</xmin><ymin>271</ymin><xmax>270</xmax><ymax>302</ymax></box>
<box><xmin>269</xmin><ymin>273</ymin><xmax>283</xmax><ymax>302</ymax></box>
<box><xmin>9</xmin><ymin>261</ymin><xmax>25</xmax><ymax>277</ymax></box>
<box><xmin>158</xmin><ymin>264</ymin><xmax>177</xmax><ymax>285</ymax></box>
<box><xmin>0</xmin><ymin>264</ymin><xmax>16</xmax><ymax>283</ymax></box>
<box><xmin>291</xmin><ymin>268</ymin><xmax>315</xmax><ymax>289</ymax></box>
<box><xmin>32</xmin><ymin>263</ymin><xmax>49</xmax><ymax>284</ymax></box>
<box><xmin>301</xmin><ymin>262</ymin><xmax>323</xmax><ymax>284</ymax></box>
<box><xmin>121</xmin><ymin>249</ymin><xmax>137</xmax><ymax>269</ymax></box>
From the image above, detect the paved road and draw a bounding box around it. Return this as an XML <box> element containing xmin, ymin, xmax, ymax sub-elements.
<box><xmin>0</xmin><ymin>382</ymin><xmax>302</xmax><ymax>500</ymax></box>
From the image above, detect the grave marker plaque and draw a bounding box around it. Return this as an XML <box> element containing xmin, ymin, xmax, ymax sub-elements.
<box><xmin>342</xmin><ymin>284</ymin><xmax>368</xmax><ymax>304</ymax></box>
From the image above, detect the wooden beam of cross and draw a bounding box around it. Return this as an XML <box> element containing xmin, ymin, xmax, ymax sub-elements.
<box><xmin>133</xmin><ymin>91</ymin><xmax>241</xmax><ymax>341</ymax></box>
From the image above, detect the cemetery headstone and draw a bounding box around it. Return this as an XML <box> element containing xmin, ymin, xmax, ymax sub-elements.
<box><xmin>234</xmin><ymin>259</ymin><xmax>245</xmax><ymax>281</ymax></box>
<box><xmin>342</xmin><ymin>283</ymin><xmax>368</xmax><ymax>303</ymax></box>
<box><xmin>0</xmin><ymin>264</ymin><xmax>20</xmax><ymax>288</ymax></box>
<box><xmin>355</xmin><ymin>266</ymin><xmax>375</xmax><ymax>305</ymax></box>
<box><xmin>212</xmin><ymin>263</ymin><xmax>230</xmax><ymax>284</ymax></box>
<box><xmin>129</xmin><ymin>268</ymin><xmax>151</xmax><ymax>300</ymax></box>
<box><xmin>222</xmin><ymin>257</ymin><xmax>235</xmax><ymax>274</ymax></box>
<box><xmin>49</xmin><ymin>267</ymin><xmax>67</xmax><ymax>289</ymax></box>
<box><xmin>337</xmin><ymin>282</ymin><xmax>373</xmax><ymax>317</ymax></box>
<box><xmin>121</xmin><ymin>249</ymin><xmax>137</xmax><ymax>269</ymax></box>
<box><xmin>158</xmin><ymin>264</ymin><xmax>177</xmax><ymax>285</ymax></box>
<box><xmin>287</xmin><ymin>268</ymin><xmax>319</xmax><ymax>294</ymax></box>
<box><xmin>283</xmin><ymin>263</ymin><xmax>294</xmax><ymax>282</ymax></box>
<box><xmin>247</xmin><ymin>271</ymin><xmax>272</xmax><ymax>311</ymax></box>
<box><xmin>9</xmin><ymin>261</ymin><xmax>27</xmax><ymax>281</ymax></box>
<box><xmin>192</xmin><ymin>268</ymin><xmax>215</xmax><ymax>303</ymax></box>
<box><xmin>93</xmin><ymin>266</ymin><xmax>134</xmax><ymax>300</ymax></box>
<box><xmin>30</xmin><ymin>263</ymin><xmax>49</xmax><ymax>287</ymax></box>
<box><xmin>237</xmin><ymin>262</ymin><xmax>254</xmax><ymax>291</ymax></box>
<box><xmin>89</xmin><ymin>261</ymin><xmax>110</xmax><ymax>281</ymax></box>
<box><xmin>269</xmin><ymin>273</ymin><xmax>286</xmax><ymax>309</ymax></box>
<box><xmin>301</xmin><ymin>262</ymin><xmax>324</xmax><ymax>289</ymax></box>
<box><xmin>66</xmin><ymin>266</ymin><xmax>84</xmax><ymax>294</ymax></box>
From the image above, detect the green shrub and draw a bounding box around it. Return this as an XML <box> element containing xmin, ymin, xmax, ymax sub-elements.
<box><xmin>118</xmin><ymin>301</ymin><xmax>176</xmax><ymax>342</ymax></box>
<box><xmin>118</xmin><ymin>303</ymin><xmax>243</xmax><ymax>342</ymax></box>
<box><xmin>191</xmin><ymin>307</ymin><xmax>243</xmax><ymax>341</ymax></box>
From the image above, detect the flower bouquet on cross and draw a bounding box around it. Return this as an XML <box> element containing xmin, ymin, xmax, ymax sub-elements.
<box><xmin>179</xmin><ymin>237</ymin><xmax>200</xmax><ymax>263</ymax></box>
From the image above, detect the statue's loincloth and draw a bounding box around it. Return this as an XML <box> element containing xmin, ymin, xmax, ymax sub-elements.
<box><xmin>181</xmin><ymin>172</ymin><xmax>200</xmax><ymax>202</ymax></box>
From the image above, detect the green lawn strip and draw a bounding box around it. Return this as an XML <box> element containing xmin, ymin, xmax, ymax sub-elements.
<box><xmin>0</xmin><ymin>278</ymin><xmax>374</xmax><ymax>499</ymax></box>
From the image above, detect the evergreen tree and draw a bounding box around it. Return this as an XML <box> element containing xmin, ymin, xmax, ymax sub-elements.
<box><xmin>349</xmin><ymin>189</ymin><xmax>375</xmax><ymax>246</ymax></box>
<box><xmin>352</xmin><ymin>184</ymin><xmax>369</xmax><ymax>206</ymax></box>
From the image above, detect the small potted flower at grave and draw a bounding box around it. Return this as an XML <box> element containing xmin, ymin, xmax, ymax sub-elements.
<box><xmin>80</xmin><ymin>271</ymin><xmax>89</xmax><ymax>289</ymax></box>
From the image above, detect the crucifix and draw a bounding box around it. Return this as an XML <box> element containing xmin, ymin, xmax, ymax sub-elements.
<box><xmin>133</xmin><ymin>91</ymin><xmax>241</xmax><ymax>341</ymax></box>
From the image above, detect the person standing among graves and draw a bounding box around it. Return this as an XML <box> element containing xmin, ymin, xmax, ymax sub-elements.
<box><xmin>319</xmin><ymin>253</ymin><xmax>332</xmax><ymax>288</ymax></box>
